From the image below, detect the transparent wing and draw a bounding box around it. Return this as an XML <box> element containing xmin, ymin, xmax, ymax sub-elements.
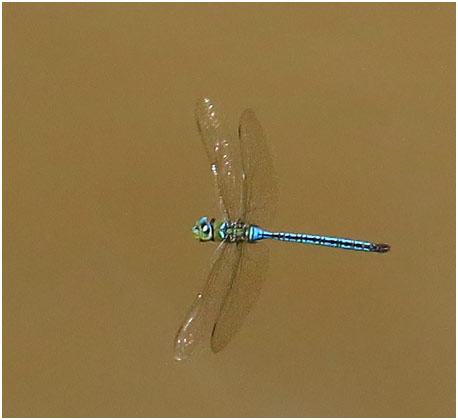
<box><xmin>211</xmin><ymin>242</ymin><xmax>269</xmax><ymax>353</ymax></box>
<box><xmin>174</xmin><ymin>242</ymin><xmax>242</xmax><ymax>361</ymax></box>
<box><xmin>195</xmin><ymin>98</ymin><xmax>244</xmax><ymax>220</ymax></box>
<box><xmin>239</xmin><ymin>109</ymin><xmax>278</xmax><ymax>226</ymax></box>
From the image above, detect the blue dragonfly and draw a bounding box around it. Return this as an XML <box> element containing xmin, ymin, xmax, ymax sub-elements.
<box><xmin>174</xmin><ymin>98</ymin><xmax>390</xmax><ymax>360</ymax></box>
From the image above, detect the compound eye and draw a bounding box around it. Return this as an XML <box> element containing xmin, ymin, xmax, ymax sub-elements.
<box><xmin>202</xmin><ymin>224</ymin><xmax>209</xmax><ymax>233</ymax></box>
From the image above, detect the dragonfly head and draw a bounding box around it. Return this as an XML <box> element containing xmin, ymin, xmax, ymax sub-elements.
<box><xmin>192</xmin><ymin>217</ymin><xmax>214</xmax><ymax>242</ymax></box>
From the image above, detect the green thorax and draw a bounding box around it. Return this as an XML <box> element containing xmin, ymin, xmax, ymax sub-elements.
<box><xmin>214</xmin><ymin>220</ymin><xmax>250</xmax><ymax>242</ymax></box>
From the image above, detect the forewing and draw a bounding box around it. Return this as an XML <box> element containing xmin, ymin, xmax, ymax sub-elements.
<box><xmin>174</xmin><ymin>242</ymin><xmax>241</xmax><ymax>361</ymax></box>
<box><xmin>195</xmin><ymin>98</ymin><xmax>244</xmax><ymax>220</ymax></box>
<box><xmin>239</xmin><ymin>109</ymin><xmax>278</xmax><ymax>226</ymax></box>
<box><xmin>211</xmin><ymin>242</ymin><xmax>269</xmax><ymax>353</ymax></box>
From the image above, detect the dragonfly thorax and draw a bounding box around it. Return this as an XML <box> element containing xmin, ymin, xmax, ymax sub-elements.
<box><xmin>192</xmin><ymin>217</ymin><xmax>256</xmax><ymax>243</ymax></box>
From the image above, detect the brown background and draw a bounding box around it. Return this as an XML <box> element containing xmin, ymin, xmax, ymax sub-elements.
<box><xmin>4</xmin><ymin>3</ymin><xmax>455</xmax><ymax>418</ymax></box>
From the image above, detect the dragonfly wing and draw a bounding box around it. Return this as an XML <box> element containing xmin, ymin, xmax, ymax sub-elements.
<box><xmin>239</xmin><ymin>109</ymin><xmax>278</xmax><ymax>226</ymax></box>
<box><xmin>195</xmin><ymin>98</ymin><xmax>244</xmax><ymax>220</ymax></box>
<box><xmin>174</xmin><ymin>241</ymin><xmax>241</xmax><ymax>361</ymax></box>
<box><xmin>211</xmin><ymin>242</ymin><xmax>269</xmax><ymax>353</ymax></box>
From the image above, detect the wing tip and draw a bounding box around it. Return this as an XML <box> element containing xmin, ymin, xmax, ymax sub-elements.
<box><xmin>196</xmin><ymin>96</ymin><xmax>214</xmax><ymax>109</ymax></box>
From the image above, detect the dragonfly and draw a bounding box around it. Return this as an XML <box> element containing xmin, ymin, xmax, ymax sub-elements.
<box><xmin>174</xmin><ymin>98</ymin><xmax>390</xmax><ymax>361</ymax></box>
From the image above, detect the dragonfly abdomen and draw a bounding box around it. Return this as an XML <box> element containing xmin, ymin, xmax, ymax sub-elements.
<box><xmin>257</xmin><ymin>228</ymin><xmax>390</xmax><ymax>253</ymax></box>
